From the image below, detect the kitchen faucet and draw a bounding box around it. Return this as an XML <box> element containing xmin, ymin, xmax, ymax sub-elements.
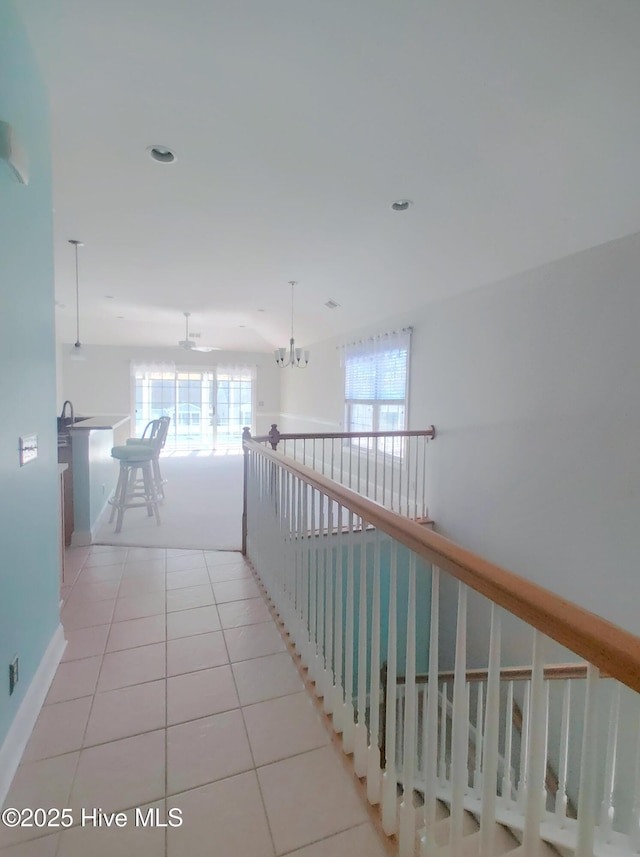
<box><xmin>60</xmin><ymin>400</ymin><xmax>74</xmax><ymax>424</ymax></box>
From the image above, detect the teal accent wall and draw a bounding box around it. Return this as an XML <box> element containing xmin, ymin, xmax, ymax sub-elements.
<box><xmin>0</xmin><ymin>1</ymin><xmax>59</xmax><ymax>743</ymax></box>
<box><xmin>320</xmin><ymin>531</ymin><xmax>432</xmax><ymax>701</ymax></box>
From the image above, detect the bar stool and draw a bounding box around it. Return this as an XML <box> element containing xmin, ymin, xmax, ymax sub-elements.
<box><xmin>125</xmin><ymin>416</ymin><xmax>170</xmax><ymax>499</ymax></box>
<box><xmin>109</xmin><ymin>437</ymin><xmax>162</xmax><ymax>534</ymax></box>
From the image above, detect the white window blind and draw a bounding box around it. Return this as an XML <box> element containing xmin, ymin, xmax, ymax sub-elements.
<box><xmin>345</xmin><ymin>345</ymin><xmax>408</xmax><ymax>401</ymax></box>
<box><xmin>342</xmin><ymin>328</ymin><xmax>411</xmax><ymax>443</ymax></box>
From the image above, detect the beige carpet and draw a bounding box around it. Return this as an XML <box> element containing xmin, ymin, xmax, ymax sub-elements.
<box><xmin>94</xmin><ymin>452</ymin><xmax>244</xmax><ymax>550</ymax></box>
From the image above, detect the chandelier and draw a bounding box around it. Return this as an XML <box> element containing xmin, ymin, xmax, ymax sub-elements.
<box><xmin>274</xmin><ymin>281</ymin><xmax>309</xmax><ymax>369</ymax></box>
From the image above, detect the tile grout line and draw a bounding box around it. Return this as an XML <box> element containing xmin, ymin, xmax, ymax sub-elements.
<box><xmin>230</xmin><ymin>565</ymin><xmax>283</xmax><ymax>857</ymax></box>
<box><xmin>49</xmin><ymin>547</ymin><xmax>127</xmax><ymax>855</ymax></box>
<box><xmin>10</xmin><ymin>546</ymin><xmax>384</xmax><ymax>855</ymax></box>
<box><xmin>249</xmin><ymin>559</ymin><xmax>400</xmax><ymax>857</ymax></box>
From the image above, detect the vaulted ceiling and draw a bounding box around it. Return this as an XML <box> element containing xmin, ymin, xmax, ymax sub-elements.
<box><xmin>17</xmin><ymin>0</ymin><xmax>640</xmax><ymax>352</ymax></box>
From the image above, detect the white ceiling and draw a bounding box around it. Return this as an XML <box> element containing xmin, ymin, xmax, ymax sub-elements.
<box><xmin>17</xmin><ymin>0</ymin><xmax>640</xmax><ymax>352</ymax></box>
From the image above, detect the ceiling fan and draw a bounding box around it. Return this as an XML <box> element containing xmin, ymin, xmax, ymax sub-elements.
<box><xmin>178</xmin><ymin>311</ymin><xmax>220</xmax><ymax>352</ymax></box>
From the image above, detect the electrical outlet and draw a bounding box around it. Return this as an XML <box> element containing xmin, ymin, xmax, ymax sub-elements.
<box><xmin>9</xmin><ymin>656</ymin><xmax>18</xmax><ymax>695</ymax></box>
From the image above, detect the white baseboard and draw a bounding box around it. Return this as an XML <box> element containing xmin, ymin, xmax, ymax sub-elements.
<box><xmin>71</xmin><ymin>497</ymin><xmax>112</xmax><ymax>546</ymax></box>
<box><xmin>0</xmin><ymin>624</ymin><xmax>67</xmax><ymax>806</ymax></box>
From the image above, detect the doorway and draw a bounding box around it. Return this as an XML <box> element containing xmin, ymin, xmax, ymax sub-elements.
<box><xmin>132</xmin><ymin>366</ymin><xmax>254</xmax><ymax>453</ymax></box>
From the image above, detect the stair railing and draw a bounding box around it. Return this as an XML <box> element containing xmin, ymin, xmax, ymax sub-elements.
<box><xmin>244</xmin><ymin>424</ymin><xmax>436</xmax><ymax>524</ymax></box>
<box><xmin>242</xmin><ymin>435</ymin><xmax>640</xmax><ymax>857</ymax></box>
<box><xmin>380</xmin><ymin>663</ymin><xmax>585</xmax><ymax>818</ymax></box>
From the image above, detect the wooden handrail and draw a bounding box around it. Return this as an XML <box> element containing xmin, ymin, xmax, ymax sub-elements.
<box><xmin>244</xmin><ymin>438</ymin><xmax>640</xmax><ymax>694</ymax></box>
<box><xmin>246</xmin><ymin>423</ymin><xmax>436</xmax><ymax>450</ymax></box>
<box><xmin>389</xmin><ymin>662</ymin><xmax>601</xmax><ymax>686</ymax></box>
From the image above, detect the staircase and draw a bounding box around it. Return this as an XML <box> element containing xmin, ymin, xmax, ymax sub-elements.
<box><xmin>242</xmin><ymin>428</ymin><xmax>640</xmax><ymax>857</ymax></box>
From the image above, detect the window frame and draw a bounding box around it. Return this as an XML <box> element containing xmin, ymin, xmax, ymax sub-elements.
<box><xmin>342</xmin><ymin>332</ymin><xmax>411</xmax><ymax>457</ymax></box>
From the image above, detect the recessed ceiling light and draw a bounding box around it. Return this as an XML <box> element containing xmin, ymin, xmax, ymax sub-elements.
<box><xmin>105</xmin><ymin>295</ymin><xmax>114</xmax><ymax>299</ymax></box>
<box><xmin>391</xmin><ymin>199</ymin><xmax>412</xmax><ymax>211</ymax></box>
<box><xmin>257</xmin><ymin>308</ymin><xmax>265</xmax><ymax>313</ymax></box>
<box><xmin>147</xmin><ymin>145</ymin><xmax>176</xmax><ymax>164</ymax></box>
<box><xmin>325</xmin><ymin>299</ymin><xmax>339</xmax><ymax>309</ymax></box>
<box><xmin>239</xmin><ymin>324</ymin><xmax>246</xmax><ymax>328</ymax></box>
<box><xmin>116</xmin><ymin>315</ymin><xmax>125</xmax><ymax>319</ymax></box>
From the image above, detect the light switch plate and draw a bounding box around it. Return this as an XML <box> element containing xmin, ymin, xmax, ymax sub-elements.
<box><xmin>19</xmin><ymin>434</ymin><xmax>37</xmax><ymax>465</ymax></box>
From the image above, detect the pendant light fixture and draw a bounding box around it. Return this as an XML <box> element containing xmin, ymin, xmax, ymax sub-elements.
<box><xmin>274</xmin><ymin>281</ymin><xmax>310</xmax><ymax>369</ymax></box>
<box><xmin>68</xmin><ymin>239</ymin><xmax>85</xmax><ymax>361</ymax></box>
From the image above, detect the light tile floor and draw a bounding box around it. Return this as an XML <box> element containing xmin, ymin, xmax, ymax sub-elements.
<box><xmin>0</xmin><ymin>546</ymin><xmax>395</xmax><ymax>857</ymax></box>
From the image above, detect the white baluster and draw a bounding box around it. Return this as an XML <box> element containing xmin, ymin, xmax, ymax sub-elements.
<box><xmin>382</xmin><ymin>437</ymin><xmax>387</xmax><ymax>507</ymax></box>
<box><xmin>449</xmin><ymin>582</ymin><xmax>468</xmax><ymax>857</ymax></box>
<box><xmin>412</xmin><ymin>437</ymin><xmax>419</xmax><ymax>520</ymax></box>
<box><xmin>480</xmin><ymin>604</ymin><xmax>502</xmax><ymax>857</ymax></box>
<box><xmin>543</xmin><ymin>680</ymin><xmax>550</xmax><ymax>810</ymax></box>
<box><xmin>439</xmin><ymin>681</ymin><xmax>448</xmax><ymax>788</ymax></box>
<box><xmin>323</xmin><ymin>499</ymin><xmax>334</xmax><ymax>711</ymax></box>
<box><xmin>555</xmin><ymin>680</ymin><xmax>571</xmax><ymax>827</ymax></box>
<box><xmin>283</xmin><ymin>471</ymin><xmax>292</xmax><ymax>625</ymax></box>
<box><xmin>300</xmin><ymin>478</ymin><xmax>310</xmax><ymax>668</ymax></box>
<box><xmin>420</xmin><ymin>566</ymin><xmax>440</xmax><ymax>857</ymax></box>
<box><xmin>404</xmin><ymin>434</ymin><xmax>411</xmax><ymax>518</ymax></box>
<box><xmin>397</xmin><ymin>437</ymin><xmax>403</xmax><ymax>515</ymax></box>
<box><xmin>422</xmin><ymin>435</ymin><xmax>428</xmax><ymax>519</ymax></box>
<box><xmin>502</xmin><ymin>680</ymin><xmax>514</xmax><ymax>803</ymax></box>
<box><xmin>390</xmin><ymin>437</ymin><xmax>396</xmax><ymax>512</ymax></box>
<box><xmin>374</xmin><ymin>439</ymin><xmax>379</xmax><ymax>503</ymax></box>
<box><xmin>342</xmin><ymin>510</ymin><xmax>356</xmax><ymax>752</ymax></box>
<box><xmin>308</xmin><ymin>488</ymin><xmax>318</xmax><ymax>680</ymax></box>
<box><xmin>628</xmin><ymin>721</ymin><xmax>640</xmax><ymax>852</ymax></box>
<box><xmin>395</xmin><ymin>688</ymin><xmax>403</xmax><ymax>775</ymax></box>
<box><xmin>296</xmin><ymin>475</ymin><xmax>304</xmax><ymax>644</ymax></box>
<box><xmin>599</xmin><ymin>682</ymin><xmax>621</xmax><ymax>843</ymax></box>
<box><xmin>522</xmin><ymin>631</ymin><xmax>547</xmax><ymax>857</ymax></box>
<box><xmin>330</xmin><ymin>437</ymin><xmax>335</xmax><ymax>481</ymax></box>
<box><xmin>332</xmin><ymin>504</ymin><xmax>345</xmax><ymax>731</ymax></box>
<box><xmin>382</xmin><ymin>541</ymin><xmax>399</xmax><ymax>835</ymax></box>
<box><xmin>465</xmin><ymin>682</ymin><xmax>472</xmax><ymax>794</ymax></box>
<box><xmin>314</xmin><ymin>492</ymin><xmax>325</xmax><ymax>696</ymax></box>
<box><xmin>399</xmin><ymin>552</ymin><xmax>417</xmax><ymax>857</ymax></box>
<box><xmin>365</xmin><ymin>438</ymin><xmax>371</xmax><ymax>501</ymax></box>
<box><xmin>575</xmin><ymin>664</ymin><xmax>600</xmax><ymax>857</ymax></box>
<box><xmin>354</xmin><ymin>523</ymin><xmax>369</xmax><ymax>777</ymax></box>
<box><xmin>474</xmin><ymin>681</ymin><xmax>484</xmax><ymax>795</ymax></box>
<box><xmin>367</xmin><ymin>529</ymin><xmax>382</xmax><ymax>804</ymax></box>
<box><xmin>518</xmin><ymin>683</ymin><xmax>531</xmax><ymax>811</ymax></box>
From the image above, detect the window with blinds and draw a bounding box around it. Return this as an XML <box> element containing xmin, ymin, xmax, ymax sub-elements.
<box><xmin>343</xmin><ymin>331</ymin><xmax>410</xmax><ymax>450</ymax></box>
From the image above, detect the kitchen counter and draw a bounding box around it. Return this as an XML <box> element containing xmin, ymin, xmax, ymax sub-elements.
<box><xmin>66</xmin><ymin>415</ymin><xmax>131</xmax><ymax>545</ymax></box>
<box><xmin>67</xmin><ymin>415</ymin><xmax>130</xmax><ymax>432</ymax></box>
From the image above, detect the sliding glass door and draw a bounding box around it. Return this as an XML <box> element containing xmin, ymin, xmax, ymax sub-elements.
<box><xmin>133</xmin><ymin>365</ymin><xmax>254</xmax><ymax>452</ymax></box>
<box><xmin>214</xmin><ymin>368</ymin><xmax>254</xmax><ymax>450</ymax></box>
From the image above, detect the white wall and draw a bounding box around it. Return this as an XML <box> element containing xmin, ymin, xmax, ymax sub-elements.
<box><xmin>280</xmin><ymin>230</ymin><xmax>640</xmax><ymax>640</ymax></box>
<box><xmin>58</xmin><ymin>344</ymin><xmax>281</xmax><ymax>437</ymax></box>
